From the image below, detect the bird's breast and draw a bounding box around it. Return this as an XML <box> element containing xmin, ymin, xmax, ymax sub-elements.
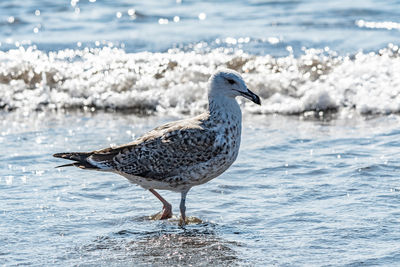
<box><xmin>197</xmin><ymin>117</ymin><xmax>242</xmax><ymax>180</ymax></box>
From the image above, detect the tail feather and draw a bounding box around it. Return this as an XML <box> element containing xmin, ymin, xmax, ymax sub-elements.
<box><xmin>53</xmin><ymin>152</ymin><xmax>99</xmax><ymax>170</ymax></box>
<box><xmin>53</xmin><ymin>152</ymin><xmax>92</xmax><ymax>162</ymax></box>
<box><xmin>55</xmin><ymin>163</ymin><xmax>76</xmax><ymax>168</ymax></box>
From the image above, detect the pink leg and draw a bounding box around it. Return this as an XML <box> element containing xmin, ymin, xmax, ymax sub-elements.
<box><xmin>149</xmin><ymin>189</ymin><xmax>172</xmax><ymax>219</ymax></box>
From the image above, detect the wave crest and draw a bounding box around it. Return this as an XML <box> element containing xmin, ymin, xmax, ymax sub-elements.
<box><xmin>1</xmin><ymin>44</ymin><xmax>400</xmax><ymax>116</ymax></box>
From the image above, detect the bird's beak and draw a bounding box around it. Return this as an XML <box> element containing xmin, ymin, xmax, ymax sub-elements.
<box><xmin>240</xmin><ymin>88</ymin><xmax>261</xmax><ymax>105</ymax></box>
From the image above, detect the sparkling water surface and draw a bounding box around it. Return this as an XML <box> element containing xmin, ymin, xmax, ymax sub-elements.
<box><xmin>1</xmin><ymin>0</ymin><xmax>400</xmax><ymax>53</ymax></box>
<box><xmin>1</xmin><ymin>0</ymin><xmax>400</xmax><ymax>266</ymax></box>
<box><xmin>2</xmin><ymin>112</ymin><xmax>400</xmax><ymax>266</ymax></box>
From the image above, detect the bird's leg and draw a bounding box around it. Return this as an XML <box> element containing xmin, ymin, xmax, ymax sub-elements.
<box><xmin>149</xmin><ymin>189</ymin><xmax>172</xmax><ymax>220</ymax></box>
<box><xmin>179</xmin><ymin>190</ymin><xmax>189</xmax><ymax>226</ymax></box>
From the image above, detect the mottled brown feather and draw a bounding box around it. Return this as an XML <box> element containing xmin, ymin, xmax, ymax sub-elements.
<box><xmin>84</xmin><ymin>113</ymin><xmax>220</xmax><ymax>180</ymax></box>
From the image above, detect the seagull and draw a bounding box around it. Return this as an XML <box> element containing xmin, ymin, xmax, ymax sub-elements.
<box><xmin>53</xmin><ymin>69</ymin><xmax>261</xmax><ymax>225</ymax></box>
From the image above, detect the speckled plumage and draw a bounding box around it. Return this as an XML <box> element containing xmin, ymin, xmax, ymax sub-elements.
<box><xmin>54</xmin><ymin>69</ymin><xmax>261</xmax><ymax>224</ymax></box>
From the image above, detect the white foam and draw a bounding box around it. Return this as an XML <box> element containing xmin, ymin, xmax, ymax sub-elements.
<box><xmin>0</xmin><ymin>44</ymin><xmax>400</xmax><ymax>116</ymax></box>
<box><xmin>356</xmin><ymin>20</ymin><xmax>400</xmax><ymax>31</ymax></box>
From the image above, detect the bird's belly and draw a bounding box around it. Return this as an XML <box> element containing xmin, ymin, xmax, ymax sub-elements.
<box><xmin>187</xmin><ymin>147</ymin><xmax>239</xmax><ymax>186</ymax></box>
<box><xmin>118</xmin><ymin>172</ymin><xmax>183</xmax><ymax>191</ymax></box>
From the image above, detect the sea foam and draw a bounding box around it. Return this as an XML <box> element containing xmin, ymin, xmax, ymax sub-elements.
<box><xmin>0</xmin><ymin>44</ymin><xmax>399</xmax><ymax>116</ymax></box>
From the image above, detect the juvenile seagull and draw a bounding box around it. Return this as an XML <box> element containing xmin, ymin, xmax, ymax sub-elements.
<box><xmin>53</xmin><ymin>69</ymin><xmax>260</xmax><ymax>225</ymax></box>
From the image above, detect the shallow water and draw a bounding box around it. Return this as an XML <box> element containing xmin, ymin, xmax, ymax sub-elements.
<box><xmin>2</xmin><ymin>112</ymin><xmax>400</xmax><ymax>266</ymax></box>
<box><xmin>2</xmin><ymin>0</ymin><xmax>400</xmax><ymax>54</ymax></box>
<box><xmin>2</xmin><ymin>0</ymin><xmax>400</xmax><ymax>266</ymax></box>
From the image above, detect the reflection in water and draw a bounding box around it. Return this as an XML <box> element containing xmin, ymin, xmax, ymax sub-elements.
<box><xmin>80</xmin><ymin>223</ymin><xmax>239</xmax><ymax>266</ymax></box>
<box><xmin>147</xmin><ymin>212</ymin><xmax>204</xmax><ymax>225</ymax></box>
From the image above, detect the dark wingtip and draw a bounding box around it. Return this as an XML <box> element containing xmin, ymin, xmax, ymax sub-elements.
<box><xmin>53</xmin><ymin>152</ymin><xmax>98</xmax><ymax>170</ymax></box>
<box><xmin>55</xmin><ymin>163</ymin><xmax>76</xmax><ymax>168</ymax></box>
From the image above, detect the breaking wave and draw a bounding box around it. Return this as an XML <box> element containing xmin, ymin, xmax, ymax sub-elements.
<box><xmin>1</xmin><ymin>44</ymin><xmax>400</xmax><ymax>116</ymax></box>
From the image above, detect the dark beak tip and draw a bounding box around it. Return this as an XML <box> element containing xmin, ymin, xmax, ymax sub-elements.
<box><xmin>242</xmin><ymin>88</ymin><xmax>261</xmax><ymax>105</ymax></box>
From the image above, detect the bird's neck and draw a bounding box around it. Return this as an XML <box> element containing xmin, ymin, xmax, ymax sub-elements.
<box><xmin>208</xmin><ymin>95</ymin><xmax>242</xmax><ymax>124</ymax></box>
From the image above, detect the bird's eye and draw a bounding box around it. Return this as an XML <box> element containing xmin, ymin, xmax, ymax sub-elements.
<box><xmin>227</xmin><ymin>79</ymin><xmax>236</xmax><ymax>85</ymax></box>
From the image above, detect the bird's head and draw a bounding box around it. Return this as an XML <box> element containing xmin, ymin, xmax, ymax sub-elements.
<box><xmin>208</xmin><ymin>69</ymin><xmax>261</xmax><ymax>105</ymax></box>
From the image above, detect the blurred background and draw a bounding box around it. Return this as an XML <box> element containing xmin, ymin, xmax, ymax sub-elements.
<box><xmin>2</xmin><ymin>0</ymin><xmax>400</xmax><ymax>53</ymax></box>
<box><xmin>1</xmin><ymin>0</ymin><xmax>400</xmax><ymax>115</ymax></box>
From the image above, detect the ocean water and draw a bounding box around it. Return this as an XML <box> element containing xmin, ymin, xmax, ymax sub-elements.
<box><xmin>1</xmin><ymin>0</ymin><xmax>400</xmax><ymax>266</ymax></box>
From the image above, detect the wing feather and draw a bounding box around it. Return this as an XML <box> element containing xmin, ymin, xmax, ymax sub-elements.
<box><xmin>114</xmin><ymin>126</ymin><xmax>217</xmax><ymax>179</ymax></box>
<box><xmin>84</xmin><ymin>113</ymin><xmax>218</xmax><ymax>179</ymax></box>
